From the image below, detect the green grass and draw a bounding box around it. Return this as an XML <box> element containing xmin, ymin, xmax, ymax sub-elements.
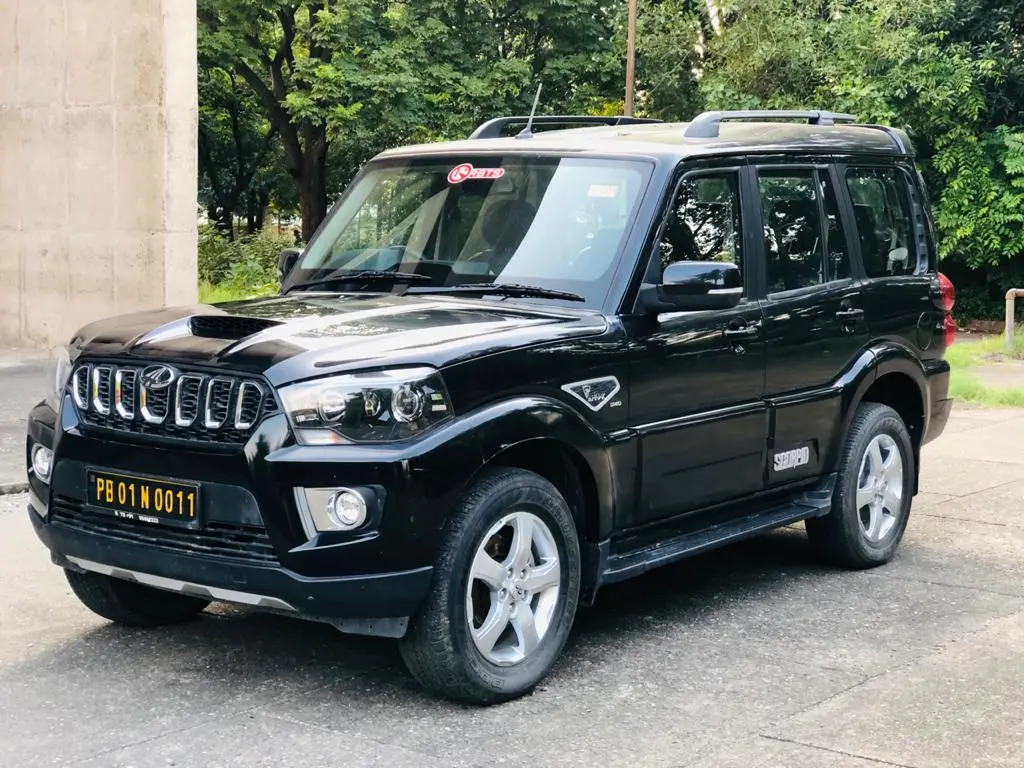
<box><xmin>198</xmin><ymin>281</ymin><xmax>278</xmax><ymax>304</ymax></box>
<box><xmin>946</xmin><ymin>332</ymin><xmax>1024</xmax><ymax>407</ymax></box>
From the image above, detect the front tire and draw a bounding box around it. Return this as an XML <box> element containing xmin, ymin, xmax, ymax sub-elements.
<box><xmin>806</xmin><ymin>402</ymin><xmax>915</xmax><ymax>569</ymax></box>
<box><xmin>399</xmin><ymin>467</ymin><xmax>581</xmax><ymax>705</ymax></box>
<box><xmin>65</xmin><ymin>569</ymin><xmax>210</xmax><ymax>627</ymax></box>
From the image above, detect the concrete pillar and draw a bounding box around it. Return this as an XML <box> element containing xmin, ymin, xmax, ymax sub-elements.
<box><xmin>0</xmin><ymin>0</ymin><xmax>198</xmax><ymax>348</ymax></box>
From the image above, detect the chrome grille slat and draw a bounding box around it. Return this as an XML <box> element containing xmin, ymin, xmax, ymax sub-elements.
<box><xmin>91</xmin><ymin>366</ymin><xmax>113</xmax><ymax>415</ymax></box>
<box><xmin>140</xmin><ymin>382</ymin><xmax>171</xmax><ymax>424</ymax></box>
<box><xmin>69</xmin><ymin>361</ymin><xmax>276</xmax><ymax>445</ymax></box>
<box><xmin>204</xmin><ymin>377</ymin><xmax>234</xmax><ymax>429</ymax></box>
<box><xmin>114</xmin><ymin>369</ymin><xmax>137</xmax><ymax>419</ymax></box>
<box><xmin>174</xmin><ymin>375</ymin><xmax>204</xmax><ymax>427</ymax></box>
<box><xmin>72</xmin><ymin>366</ymin><xmax>90</xmax><ymax>409</ymax></box>
<box><xmin>235</xmin><ymin>381</ymin><xmax>264</xmax><ymax>431</ymax></box>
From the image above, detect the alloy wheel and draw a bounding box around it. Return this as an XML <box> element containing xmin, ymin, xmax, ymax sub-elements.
<box><xmin>856</xmin><ymin>433</ymin><xmax>904</xmax><ymax>543</ymax></box>
<box><xmin>466</xmin><ymin>510</ymin><xmax>562</xmax><ymax>666</ymax></box>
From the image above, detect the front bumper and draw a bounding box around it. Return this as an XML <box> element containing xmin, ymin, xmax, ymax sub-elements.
<box><xmin>28</xmin><ymin>499</ymin><xmax>430</xmax><ymax>635</ymax></box>
<box><xmin>24</xmin><ymin>394</ymin><xmax>485</xmax><ymax>634</ymax></box>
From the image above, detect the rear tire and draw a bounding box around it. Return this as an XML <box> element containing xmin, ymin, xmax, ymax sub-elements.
<box><xmin>806</xmin><ymin>402</ymin><xmax>915</xmax><ymax>569</ymax></box>
<box><xmin>399</xmin><ymin>467</ymin><xmax>581</xmax><ymax>705</ymax></box>
<box><xmin>65</xmin><ymin>569</ymin><xmax>210</xmax><ymax>627</ymax></box>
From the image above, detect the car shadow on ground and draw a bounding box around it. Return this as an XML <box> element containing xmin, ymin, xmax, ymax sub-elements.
<box><xmin>9</xmin><ymin>525</ymin><xmax>835</xmax><ymax>713</ymax></box>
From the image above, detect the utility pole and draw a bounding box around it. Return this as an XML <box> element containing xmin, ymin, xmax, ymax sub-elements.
<box><xmin>625</xmin><ymin>0</ymin><xmax>637</xmax><ymax>116</ymax></box>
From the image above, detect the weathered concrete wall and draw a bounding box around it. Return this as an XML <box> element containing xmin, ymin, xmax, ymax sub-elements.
<box><xmin>0</xmin><ymin>0</ymin><xmax>198</xmax><ymax>348</ymax></box>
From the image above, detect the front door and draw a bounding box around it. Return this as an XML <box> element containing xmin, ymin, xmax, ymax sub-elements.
<box><xmin>755</xmin><ymin>163</ymin><xmax>870</xmax><ymax>487</ymax></box>
<box><xmin>626</xmin><ymin>164</ymin><xmax>768</xmax><ymax>526</ymax></box>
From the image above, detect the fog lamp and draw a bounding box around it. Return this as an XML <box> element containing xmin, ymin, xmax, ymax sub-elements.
<box><xmin>32</xmin><ymin>444</ymin><xmax>53</xmax><ymax>483</ymax></box>
<box><xmin>328</xmin><ymin>490</ymin><xmax>367</xmax><ymax>529</ymax></box>
<box><xmin>294</xmin><ymin>486</ymin><xmax>372</xmax><ymax>535</ymax></box>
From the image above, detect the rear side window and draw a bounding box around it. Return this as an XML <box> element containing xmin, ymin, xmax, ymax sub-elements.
<box><xmin>758</xmin><ymin>169</ymin><xmax>851</xmax><ymax>293</ymax></box>
<box><xmin>845</xmin><ymin>167</ymin><xmax>917</xmax><ymax>277</ymax></box>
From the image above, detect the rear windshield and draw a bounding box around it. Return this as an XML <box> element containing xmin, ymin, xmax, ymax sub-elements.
<box><xmin>291</xmin><ymin>155</ymin><xmax>654</xmax><ymax>307</ymax></box>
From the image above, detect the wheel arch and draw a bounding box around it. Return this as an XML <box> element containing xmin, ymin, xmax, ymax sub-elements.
<box><xmin>481</xmin><ymin>438</ymin><xmax>603</xmax><ymax>544</ymax></box>
<box><xmin>842</xmin><ymin>344</ymin><xmax>928</xmax><ymax>493</ymax></box>
<box><xmin>419</xmin><ymin>395</ymin><xmax>617</xmax><ymax>542</ymax></box>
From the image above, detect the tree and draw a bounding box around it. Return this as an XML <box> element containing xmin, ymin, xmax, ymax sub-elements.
<box><xmin>198</xmin><ymin>0</ymin><xmax>628</xmax><ymax>240</ymax></box>
<box><xmin>689</xmin><ymin>0</ymin><xmax>1024</xmax><ymax>277</ymax></box>
<box><xmin>197</xmin><ymin>66</ymin><xmax>280</xmax><ymax>239</ymax></box>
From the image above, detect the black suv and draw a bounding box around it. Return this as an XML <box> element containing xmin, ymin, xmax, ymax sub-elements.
<box><xmin>26</xmin><ymin>110</ymin><xmax>955</xmax><ymax>704</ymax></box>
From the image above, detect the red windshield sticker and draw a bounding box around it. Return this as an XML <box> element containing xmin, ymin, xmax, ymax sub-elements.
<box><xmin>447</xmin><ymin>163</ymin><xmax>505</xmax><ymax>184</ymax></box>
<box><xmin>587</xmin><ymin>184</ymin><xmax>619</xmax><ymax>198</ymax></box>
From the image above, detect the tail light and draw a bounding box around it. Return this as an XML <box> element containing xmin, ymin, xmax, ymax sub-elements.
<box><xmin>936</xmin><ymin>272</ymin><xmax>955</xmax><ymax>312</ymax></box>
<box><xmin>936</xmin><ymin>272</ymin><xmax>956</xmax><ymax>346</ymax></box>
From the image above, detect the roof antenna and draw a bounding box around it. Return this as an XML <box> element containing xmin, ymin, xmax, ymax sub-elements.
<box><xmin>516</xmin><ymin>82</ymin><xmax>543</xmax><ymax>139</ymax></box>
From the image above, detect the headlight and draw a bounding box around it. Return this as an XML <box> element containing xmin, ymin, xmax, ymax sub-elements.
<box><xmin>278</xmin><ymin>366</ymin><xmax>454</xmax><ymax>445</ymax></box>
<box><xmin>45</xmin><ymin>345</ymin><xmax>73</xmax><ymax>412</ymax></box>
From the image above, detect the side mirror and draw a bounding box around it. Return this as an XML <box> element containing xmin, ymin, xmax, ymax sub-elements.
<box><xmin>640</xmin><ymin>260</ymin><xmax>743</xmax><ymax>313</ymax></box>
<box><xmin>278</xmin><ymin>248</ymin><xmax>302</xmax><ymax>284</ymax></box>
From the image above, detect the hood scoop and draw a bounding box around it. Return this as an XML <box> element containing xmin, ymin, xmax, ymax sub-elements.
<box><xmin>188</xmin><ymin>315</ymin><xmax>283</xmax><ymax>340</ymax></box>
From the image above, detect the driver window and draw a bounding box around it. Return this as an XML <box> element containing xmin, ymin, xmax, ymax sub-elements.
<box><xmin>659</xmin><ymin>172</ymin><xmax>743</xmax><ymax>281</ymax></box>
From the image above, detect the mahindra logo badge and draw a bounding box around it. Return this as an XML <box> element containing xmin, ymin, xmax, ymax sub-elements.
<box><xmin>140</xmin><ymin>365</ymin><xmax>178</xmax><ymax>390</ymax></box>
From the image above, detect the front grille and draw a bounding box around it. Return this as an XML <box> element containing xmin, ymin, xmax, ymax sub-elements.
<box><xmin>51</xmin><ymin>499</ymin><xmax>278</xmax><ymax>564</ymax></box>
<box><xmin>70</xmin><ymin>361</ymin><xmax>279</xmax><ymax>445</ymax></box>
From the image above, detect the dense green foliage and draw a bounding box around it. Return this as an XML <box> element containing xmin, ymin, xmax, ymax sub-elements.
<box><xmin>198</xmin><ymin>224</ymin><xmax>290</xmax><ymax>299</ymax></box>
<box><xmin>197</xmin><ymin>1</ymin><xmax>1024</xmax><ymax>318</ymax></box>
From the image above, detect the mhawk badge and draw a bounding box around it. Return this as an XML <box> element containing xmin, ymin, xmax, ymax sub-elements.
<box><xmin>561</xmin><ymin>376</ymin><xmax>621</xmax><ymax>412</ymax></box>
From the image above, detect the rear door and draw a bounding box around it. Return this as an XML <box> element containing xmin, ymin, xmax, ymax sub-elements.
<box><xmin>840</xmin><ymin>162</ymin><xmax>938</xmax><ymax>349</ymax></box>
<box><xmin>753</xmin><ymin>161</ymin><xmax>870</xmax><ymax>488</ymax></box>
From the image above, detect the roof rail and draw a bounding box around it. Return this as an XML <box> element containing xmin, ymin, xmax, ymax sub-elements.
<box><xmin>470</xmin><ymin>115</ymin><xmax>662</xmax><ymax>140</ymax></box>
<box><xmin>684</xmin><ymin>110</ymin><xmax>857</xmax><ymax>139</ymax></box>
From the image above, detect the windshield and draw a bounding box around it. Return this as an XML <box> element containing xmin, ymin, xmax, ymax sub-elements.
<box><xmin>288</xmin><ymin>155</ymin><xmax>654</xmax><ymax>307</ymax></box>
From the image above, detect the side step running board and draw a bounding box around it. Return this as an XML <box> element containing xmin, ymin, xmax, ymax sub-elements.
<box><xmin>596</xmin><ymin>474</ymin><xmax>836</xmax><ymax>588</ymax></box>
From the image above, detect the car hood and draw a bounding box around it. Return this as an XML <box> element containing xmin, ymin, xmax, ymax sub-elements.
<box><xmin>69</xmin><ymin>292</ymin><xmax>608</xmax><ymax>386</ymax></box>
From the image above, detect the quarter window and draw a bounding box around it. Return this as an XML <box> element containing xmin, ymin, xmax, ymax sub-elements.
<box><xmin>658</xmin><ymin>172</ymin><xmax>743</xmax><ymax>281</ymax></box>
<box><xmin>845</xmin><ymin>167</ymin><xmax>916</xmax><ymax>277</ymax></box>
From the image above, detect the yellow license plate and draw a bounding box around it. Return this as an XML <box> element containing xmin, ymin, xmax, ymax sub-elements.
<box><xmin>86</xmin><ymin>470</ymin><xmax>200</xmax><ymax>529</ymax></box>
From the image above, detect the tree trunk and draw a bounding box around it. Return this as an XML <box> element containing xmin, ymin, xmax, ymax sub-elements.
<box><xmin>245</xmin><ymin>189</ymin><xmax>269</xmax><ymax>234</ymax></box>
<box><xmin>245</xmin><ymin>196</ymin><xmax>258</xmax><ymax>235</ymax></box>
<box><xmin>255</xmin><ymin>189</ymin><xmax>268</xmax><ymax>232</ymax></box>
<box><xmin>705</xmin><ymin>0</ymin><xmax>722</xmax><ymax>35</ymax></box>
<box><xmin>298</xmin><ymin>131</ymin><xmax>329</xmax><ymax>242</ymax></box>
<box><xmin>216</xmin><ymin>207</ymin><xmax>235</xmax><ymax>241</ymax></box>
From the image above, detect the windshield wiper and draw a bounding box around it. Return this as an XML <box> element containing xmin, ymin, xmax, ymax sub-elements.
<box><xmin>408</xmin><ymin>283</ymin><xmax>586</xmax><ymax>302</ymax></box>
<box><xmin>284</xmin><ymin>270</ymin><xmax>432</xmax><ymax>294</ymax></box>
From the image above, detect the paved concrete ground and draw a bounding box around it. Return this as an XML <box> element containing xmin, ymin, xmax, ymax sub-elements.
<box><xmin>1</xmin><ymin>404</ymin><xmax>1023</xmax><ymax>767</ymax></box>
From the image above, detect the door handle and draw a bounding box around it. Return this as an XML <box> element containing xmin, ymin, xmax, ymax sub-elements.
<box><xmin>723</xmin><ymin>323</ymin><xmax>760</xmax><ymax>339</ymax></box>
<box><xmin>835</xmin><ymin>307</ymin><xmax>864</xmax><ymax>321</ymax></box>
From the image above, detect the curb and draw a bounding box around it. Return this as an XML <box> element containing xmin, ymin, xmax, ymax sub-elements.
<box><xmin>0</xmin><ymin>482</ymin><xmax>28</xmax><ymax>496</ymax></box>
